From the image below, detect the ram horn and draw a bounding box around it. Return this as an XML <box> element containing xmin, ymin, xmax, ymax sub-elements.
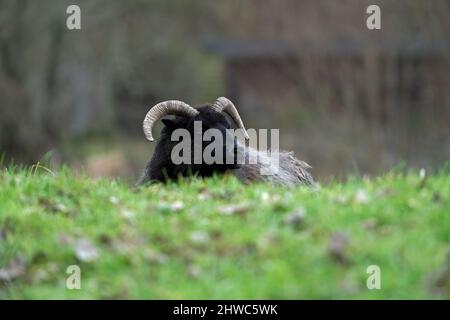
<box><xmin>143</xmin><ymin>100</ymin><xmax>199</xmax><ymax>141</ymax></box>
<box><xmin>211</xmin><ymin>97</ymin><xmax>249</xmax><ymax>139</ymax></box>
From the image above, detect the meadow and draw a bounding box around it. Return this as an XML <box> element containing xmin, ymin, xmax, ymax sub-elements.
<box><xmin>0</xmin><ymin>166</ymin><xmax>449</xmax><ymax>299</ymax></box>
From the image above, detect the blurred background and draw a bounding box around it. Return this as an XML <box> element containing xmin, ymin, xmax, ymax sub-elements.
<box><xmin>0</xmin><ymin>0</ymin><xmax>449</xmax><ymax>182</ymax></box>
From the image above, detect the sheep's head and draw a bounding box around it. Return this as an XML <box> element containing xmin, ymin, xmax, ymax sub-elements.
<box><xmin>142</xmin><ymin>97</ymin><xmax>249</xmax><ymax>181</ymax></box>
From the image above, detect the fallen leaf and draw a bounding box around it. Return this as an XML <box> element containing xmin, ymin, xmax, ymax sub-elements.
<box><xmin>32</xmin><ymin>262</ymin><xmax>58</xmax><ymax>284</ymax></box>
<box><xmin>0</xmin><ymin>228</ymin><xmax>6</xmax><ymax>242</ymax></box>
<box><xmin>260</xmin><ymin>191</ymin><xmax>281</xmax><ymax>204</ymax></box>
<box><xmin>111</xmin><ymin>233</ymin><xmax>147</xmax><ymax>254</ymax></box>
<box><xmin>55</xmin><ymin>203</ymin><xmax>68</xmax><ymax>213</ymax></box>
<box><xmin>170</xmin><ymin>201</ymin><xmax>184</xmax><ymax>212</ymax></box>
<box><xmin>432</xmin><ymin>192</ymin><xmax>443</xmax><ymax>204</ymax></box>
<box><xmin>335</xmin><ymin>194</ymin><xmax>349</xmax><ymax>204</ymax></box>
<box><xmin>99</xmin><ymin>234</ymin><xmax>112</xmax><ymax>245</ymax></box>
<box><xmin>355</xmin><ymin>190</ymin><xmax>369</xmax><ymax>204</ymax></box>
<box><xmin>432</xmin><ymin>246</ymin><xmax>450</xmax><ymax>294</ymax></box>
<box><xmin>121</xmin><ymin>208</ymin><xmax>136</xmax><ymax>220</ymax></box>
<box><xmin>284</xmin><ymin>208</ymin><xmax>307</xmax><ymax>227</ymax></box>
<box><xmin>157</xmin><ymin>201</ymin><xmax>185</xmax><ymax>213</ymax></box>
<box><xmin>258</xmin><ymin>232</ymin><xmax>280</xmax><ymax>251</ymax></box>
<box><xmin>213</xmin><ymin>190</ymin><xmax>235</xmax><ymax>200</ymax></box>
<box><xmin>187</xmin><ymin>265</ymin><xmax>202</xmax><ymax>278</ymax></box>
<box><xmin>363</xmin><ymin>218</ymin><xmax>378</xmax><ymax>230</ymax></box>
<box><xmin>109</xmin><ymin>196</ymin><xmax>120</xmax><ymax>205</ymax></box>
<box><xmin>197</xmin><ymin>189</ymin><xmax>211</xmax><ymax>201</ymax></box>
<box><xmin>329</xmin><ymin>232</ymin><xmax>351</xmax><ymax>266</ymax></box>
<box><xmin>378</xmin><ymin>225</ymin><xmax>394</xmax><ymax>235</ymax></box>
<box><xmin>0</xmin><ymin>257</ymin><xmax>26</xmax><ymax>281</ymax></box>
<box><xmin>218</xmin><ymin>203</ymin><xmax>250</xmax><ymax>216</ymax></box>
<box><xmin>433</xmin><ymin>269</ymin><xmax>450</xmax><ymax>292</ymax></box>
<box><xmin>39</xmin><ymin>198</ymin><xmax>69</xmax><ymax>214</ymax></box>
<box><xmin>75</xmin><ymin>238</ymin><xmax>99</xmax><ymax>262</ymax></box>
<box><xmin>189</xmin><ymin>231</ymin><xmax>210</xmax><ymax>244</ymax></box>
<box><xmin>143</xmin><ymin>249</ymin><xmax>169</xmax><ymax>264</ymax></box>
<box><xmin>58</xmin><ymin>233</ymin><xmax>73</xmax><ymax>245</ymax></box>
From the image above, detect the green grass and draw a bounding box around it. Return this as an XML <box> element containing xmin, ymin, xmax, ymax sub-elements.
<box><xmin>0</xmin><ymin>166</ymin><xmax>449</xmax><ymax>299</ymax></box>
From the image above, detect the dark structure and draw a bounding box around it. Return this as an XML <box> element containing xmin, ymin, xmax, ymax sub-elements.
<box><xmin>206</xmin><ymin>39</ymin><xmax>450</xmax><ymax>124</ymax></box>
<box><xmin>206</xmin><ymin>40</ymin><xmax>450</xmax><ymax>174</ymax></box>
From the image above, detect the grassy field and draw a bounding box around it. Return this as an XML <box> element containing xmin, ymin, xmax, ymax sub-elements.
<box><xmin>0</xmin><ymin>166</ymin><xmax>449</xmax><ymax>299</ymax></box>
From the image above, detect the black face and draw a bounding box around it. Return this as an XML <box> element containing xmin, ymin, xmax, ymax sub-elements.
<box><xmin>147</xmin><ymin>106</ymin><xmax>241</xmax><ymax>182</ymax></box>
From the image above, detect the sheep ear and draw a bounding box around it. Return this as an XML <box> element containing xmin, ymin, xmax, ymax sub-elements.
<box><xmin>161</xmin><ymin>118</ymin><xmax>179</xmax><ymax>130</ymax></box>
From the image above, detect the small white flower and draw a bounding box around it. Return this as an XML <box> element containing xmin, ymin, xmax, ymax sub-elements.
<box><xmin>190</xmin><ymin>231</ymin><xmax>209</xmax><ymax>244</ymax></box>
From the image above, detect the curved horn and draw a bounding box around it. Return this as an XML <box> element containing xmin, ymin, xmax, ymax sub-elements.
<box><xmin>211</xmin><ymin>97</ymin><xmax>249</xmax><ymax>139</ymax></box>
<box><xmin>143</xmin><ymin>100</ymin><xmax>199</xmax><ymax>141</ymax></box>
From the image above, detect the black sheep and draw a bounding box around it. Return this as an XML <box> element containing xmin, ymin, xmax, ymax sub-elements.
<box><xmin>138</xmin><ymin>97</ymin><xmax>314</xmax><ymax>186</ymax></box>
